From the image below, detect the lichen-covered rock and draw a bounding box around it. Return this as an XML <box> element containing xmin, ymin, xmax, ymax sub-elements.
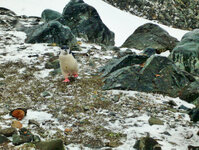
<box><xmin>179</xmin><ymin>81</ymin><xmax>199</xmax><ymax>103</ymax></box>
<box><xmin>169</xmin><ymin>29</ymin><xmax>199</xmax><ymax>75</ymax></box>
<box><xmin>102</xmin><ymin>55</ymin><xmax>196</xmax><ymax>100</ymax></box>
<box><xmin>35</xmin><ymin>139</ymin><xmax>65</xmax><ymax>150</ymax></box>
<box><xmin>59</xmin><ymin>0</ymin><xmax>115</xmax><ymax>46</ymax></box>
<box><xmin>0</xmin><ymin>127</ymin><xmax>17</xmax><ymax>137</ymax></box>
<box><xmin>148</xmin><ymin>117</ymin><xmax>164</xmax><ymax>126</ymax></box>
<box><xmin>99</xmin><ymin>54</ymin><xmax>148</xmax><ymax>77</ymax></box>
<box><xmin>121</xmin><ymin>23</ymin><xmax>178</xmax><ymax>52</ymax></box>
<box><xmin>133</xmin><ymin>136</ymin><xmax>162</xmax><ymax>150</ymax></box>
<box><xmin>41</xmin><ymin>9</ymin><xmax>62</xmax><ymax>22</ymax></box>
<box><xmin>25</xmin><ymin>20</ymin><xmax>78</xmax><ymax>48</ymax></box>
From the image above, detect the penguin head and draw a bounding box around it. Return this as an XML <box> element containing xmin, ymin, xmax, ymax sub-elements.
<box><xmin>60</xmin><ymin>45</ymin><xmax>75</xmax><ymax>57</ymax></box>
<box><xmin>61</xmin><ymin>45</ymin><xmax>70</xmax><ymax>54</ymax></box>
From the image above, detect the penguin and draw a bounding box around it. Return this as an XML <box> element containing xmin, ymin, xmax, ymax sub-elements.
<box><xmin>59</xmin><ymin>46</ymin><xmax>78</xmax><ymax>82</ymax></box>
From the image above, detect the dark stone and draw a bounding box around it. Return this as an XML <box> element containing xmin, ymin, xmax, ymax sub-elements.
<box><xmin>117</xmin><ymin>49</ymin><xmax>136</xmax><ymax>58</ymax></box>
<box><xmin>141</xmin><ymin>47</ymin><xmax>157</xmax><ymax>57</ymax></box>
<box><xmin>169</xmin><ymin>29</ymin><xmax>199</xmax><ymax>75</ymax></box>
<box><xmin>178</xmin><ymin>105</ymin><xmax>190</xmax><ymax>111</ymax></box>
<box><xmin>0</xmin><ymin>7</ymin><xmax>18</xmax><ymax>29</ymax></box>
<box><xmin>133</xmin><ymin>136</ymin><xmax>161</xmax><ymax>150</ymax></box>
<box><xmin>167</xmin><ymin>100</ymin><xmax>177</xmax><ymax>107</ymax></box>
<box><xmin>102</xmin><ymin>55</ymin><xmax>196</xmax><ymax>100</ymax></box>
<box><xmin>0</xmin><ymin>127</ymin><xmax>17</xmax><ymax>137</ymax></box>
<box><xmin>59</xmin><ymin>0</ymin><xmax>115</xmax><ymax>46</ymax></box>
<box><xmin>25</xmin><ymin>20</ymin><xmax>78</xmax><ymax>48</ymax></box>
<box><xmin>100</xmin><ymin>54</ymin><xmax>148</xmax><ymax>77</ymax></box>
<box><xmin>45</xmin><ymin>59</ymin><xmax>60</xmax><ymax>69</ymax></box>
<box><xmin>12</xmin><ymin>128</ymin><xmax>36</xmax><ymax>145</ymax></box>
<box><xmin>188</xmin><ymin>108</ymin><xmax>199</xmax><ymax>123</ymax></box>
<box><xmin>36</xmin><ymin>139</ymin><xmax>65</xmax><ymax>150</ymax></box>
<box><xmin>161</xmin><ymin>131</ymin><xmax>171</xmax><ymax>136</ymax></box>
<box><xmin>12</xmin><ymin>134</ymin><xmax>33</xmax><ymax>146</ymax></box>
<box><xmin>179</xmin><ymin>81</ymin><xmax>199</xmax><ymax>103</ymax></box>
<box><xmin>188</xmin><ymin>145</ymin><xmax>199</xmax><ymax>150</ymax></box>
<box><xmin>121</xmin><ymin>23</ymin><xmax>178</xmax><ymax>52</ymax></box>
<box><xmin>28</xmin><ymin>119</ymin><xmax>40</xmax><ymax>127</ymax></box>
<box><xmin>148</xmin><ymin>117</ymin><xmax>164</xmax><ymax>125</ymax></box>
<box><xmin>41</xmin><ymin>9</ymin><xmax>62</xmax><ymax>22</ymax></box>
<box><xmin>0</xmin><ymin>134</ymin><xmax>10</xmax><ymax>144</ymax></box>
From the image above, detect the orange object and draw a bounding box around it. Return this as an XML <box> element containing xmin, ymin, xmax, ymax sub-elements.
<box><xmin>11</xmin><ymin>120</ymin><xmax>22</xmax><ymax>129</ymax></box>
<box><xmin>11</xmin><ymin>109</ymin><xmax>26</xmax><ymax>120</ymax></box>
<box><xmin>155</xmin><ymin>74</ymin><xmax>161</xmax><ymax>77</ymax></box>
<box><xmin>64</xmin><ymin>128</ymin><xmax>72</xmax><ymax>132</ymax></box>
<box><xmin>140</xmin><ymin>63</ymin><xmax>145</xmax><ymax>67</ymax></box>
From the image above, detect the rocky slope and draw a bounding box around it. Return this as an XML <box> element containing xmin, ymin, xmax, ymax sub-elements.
<box><xmin>0</xmin><ymin>2</ymin><xmax>199</xmax><ymax>150</ymax></box>
<box><xmin>102</xmin><ymin>0</ymin><xmax>199</xmax><ymax>30</ymax></box>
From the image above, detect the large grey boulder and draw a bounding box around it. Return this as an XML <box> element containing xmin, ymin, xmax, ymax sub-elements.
<box><xmin>41</xmin><ymin>9</ymin><xmax>62</xmax><ymax>22</ymax></box>
<box><xmin>121</xmin><ymin>23</ymin><xmax>178</xmax><ymax>52</ymax></box>
<box><xmin>102</xmin><ymin>55</ymin><xmax>197</xmax><ymax>101</ymax></box>
<box><xmin>169</xmin><ymin>29</ymin><xmax>199</xmax><ymax>75</ymax></box>
<box><xmin>25</xmin><ymin>20</ymin><xmax>78</xmax><ymax>48</ymax></box>
<box><xmin>59</xmin><ymin>0</ymin><xmax>115</xmax><ymax>46</ymax></box>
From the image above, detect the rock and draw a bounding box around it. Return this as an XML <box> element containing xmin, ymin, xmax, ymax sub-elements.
<box><xmin>148</xmin><ymin>117</ymin><xmax>164</xmax><ymax>125</ymax></box>
<box><xmin>0</xmin><ymin>127</ymin><xmax>17</xmax><ymax>137</ymax></box>
<box><xmin>140</xmin><ymin>47</ymin><xmax>157</xmax><ymax>57</ymax></box>
<box><xmin>12</xmin><ymin>128</ymin><xmax>36</xmax><ymax>146</ymax></box>
<box><xmin>167</xmin><ymin>100</ymin><xmax>177</xmax><ymax>107</ymax></box>
<box><xmin>99</xmin><ymin>54</ymin><xmax>148</xmax><ymax>77</ymax></box>
<box><xmin>28</xmin><ymin>119</ymin><xmax>40</xmax><ymax>127</ymax></box>
<box><xmin>45</xmin><ymin>59</ymin><xmax>60</xmax><ymax>69</ymax></box>
<box><xmin>41</xmin><ymin>91</ymin><xmax>51</xmax><ymax>97</ymax></box>
<box><xmin>102</xmin><ymin>55</ymin><xmax>196</xmax><ymax>100</ymax></box>
<box><xmin>0</xmin><ymin>7</ymin><xmax>18</xmax><ymax>29</ymax></box>
<box><xmin>169</xmin><ymin>29</ymin><xmax>199</xmax><ymax>75</ymax></box>
<box><xmin>121</xmin><ymin>23</ymin><xmax>178</xmax><ymax>52</ymax></box>
<box><xmin>117</xmin><ymin>49</ymin><xmax>136</xmax><ymax>58</ymax></box>
<box><xmin>59</xmin><ymin>0</ymin><xmax>115</xmax><ymax>46</ymax></box>
<box><xmin>107</xmin><ymin>46</ymin><xmax>120</xmax><ymax>51</ymax></box>
<box><xmin>188</xmin><ymin>145</ymin><xmax>199</xmax><ymax>150</ymax></box>
<box><xmin>133</xmin><ymin>136</ymin><xmax>161</xmax><ymax>150</ymax></box>
<box><xmin>161</xmin><ymin>131</ymin><xmax>171</xmax><ymax>136</ymax></box>
<box><xmin>188</xmin><ymin>108</ymin><xmax>199</xmax><ymax>123</ymax></box>
<box><xmin>41</xmin><ymin>9</ymin><xmax>62</xmax><ymax>22</ymax></box>
<box><xmin>11</xmin><ymin>120</ymin><xmax>23</xmax><ymax>129</ymax></box>
<box><xmin>179</xmin><ymin>81</ymin><xmax>199</xmax><ymax>103</ymax></box>
<box><xmin>12</xmin><ymin>134</ymin><xmax>33</xmax><ymax>146</ymax></box>
<box><xmin>25</xmin><ymin>20</ymin><xmax>78</xmax><ymax>48</ymax></box>
<box><xmin>178</xmin><ymin>105</ymin><xmax>190</xmax><ymax>111</ymax></box>
<box><xmin>36</xmin><ymin>139</ymin><xmax>65</xmax><ymax>150</ymax></box>
<box><xmin>0</xmin><ymin>134</ymin><xmax>10</xmax><ymax>144</ymax></box>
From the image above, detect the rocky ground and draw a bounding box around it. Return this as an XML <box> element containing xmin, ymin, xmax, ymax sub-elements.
<box><xmin>0</xmin><ymin>10</ymin><xmax>199</xmax><ymax>150</ymax></box>
<box><xmin>102</xmin><ymin>0</ymin><xmax>199</xmax><ymax>30</ymax></box>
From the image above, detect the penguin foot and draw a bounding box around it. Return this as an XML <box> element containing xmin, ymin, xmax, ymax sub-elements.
<box><xmin>73</xmin><ymin>74</ymin><xmax>78</xmax><ymax>78</ymax></box>
<box><xmin>63</xmin><ymin>78</ymin><xmax>70</xmax><ymax>82</ymax></box>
